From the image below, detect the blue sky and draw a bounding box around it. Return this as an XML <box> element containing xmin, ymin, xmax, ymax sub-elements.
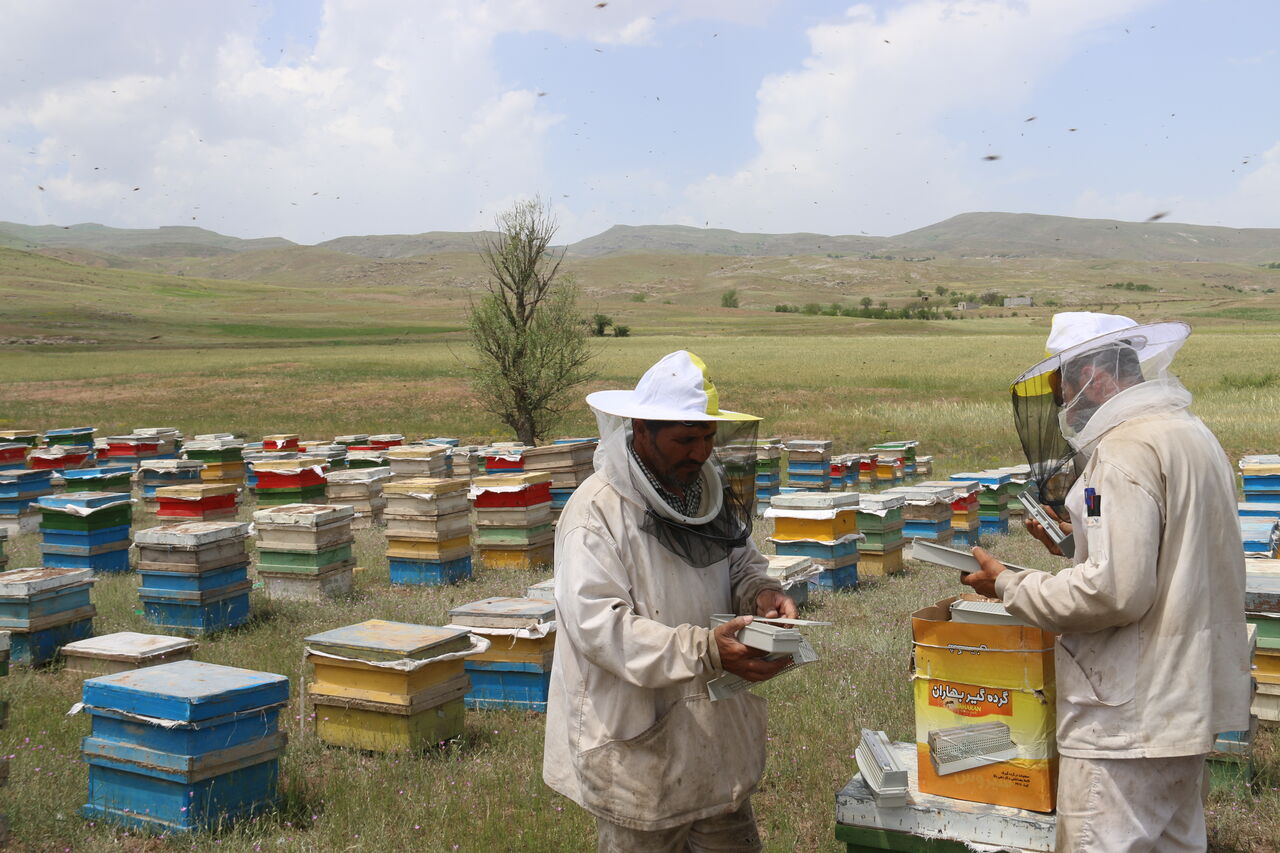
<box><xmin>1</xmin><ymin>0</ymin><xmax>1276</xmax><ymax>243</ymax></box>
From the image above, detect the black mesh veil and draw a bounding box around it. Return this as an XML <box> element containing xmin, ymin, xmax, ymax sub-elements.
<box><xmin>638</xmin><ymin>419</ymin><xmax>760</xmax><ymax>568</ymax></box>
<box><xmin>1010</xmin><ymin>368</ymin><xmax>1079</xmax><ymax>511</ymax></box>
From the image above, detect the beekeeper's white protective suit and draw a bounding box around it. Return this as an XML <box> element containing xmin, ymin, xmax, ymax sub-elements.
<box><xmin>998</xmin><ymin>314</ymin><xmax>1251</xmax><ymax>852</ymax></box>
<box><xmin>542</xmin><ymin>352</ymin><xmax>783</xmax><ymax>846</ymax></box>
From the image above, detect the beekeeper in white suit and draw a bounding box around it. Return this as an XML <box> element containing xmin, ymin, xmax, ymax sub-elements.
<box><xmin>543</xmin><ymin>350</ymin><xmax>796</xmax><ymax>853</ymax></box>
<box><xmin>964</xmin><ymin>313</ymin><xmax>1251</xmax><ymax>852</ymax></box>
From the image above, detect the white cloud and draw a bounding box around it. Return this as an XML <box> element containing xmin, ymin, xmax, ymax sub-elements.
<box><xmin>678</xmin><ymin>0</ymin><xmax>1158</xmax><ymax>237</ymax></box>
<box><xmin>1073</xmin><ymin>141</ymin><xmax>1280</xmax><ymax>229</ymax></box>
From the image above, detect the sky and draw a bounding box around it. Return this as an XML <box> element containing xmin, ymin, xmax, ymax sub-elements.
<box><xmin>1</xmin><ymin>0</ymin><xmax>1277</xmax><ymax>244</ymax></box>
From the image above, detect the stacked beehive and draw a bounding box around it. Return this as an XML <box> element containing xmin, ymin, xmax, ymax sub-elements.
<box><xmin>135</xmin><ymin>521</ymin><xmax>252</xmax><ymax>635</ymax></box>
<box><xmin>1241</xmin><ymin>455</ymin><xmax>1280</xmax><ymax>506</ymax></box>
<box><xmin>306</xmin><ymin>620</ymin><xmax>476</xmax><ymax>751</ymax></box>
<box><xmin>1241</xmin><ymin>518</ymin><xmax>1280</xmax><ymax>559</ymax></box>
<box><xmin>915</xmin><ymin>455</ymin><xmax>934</xmax><ymax>477</ymax></box>
<box><xmin>923</xmin><ymin>479</ymin><xmax>981</xmax><ymax>546</ymax></box>
<box><xmin>450</xmin><ymin>445</ymin><xmax>486</xmax><ymax>479</ymax></box>
<box><xmin>98</xmin><ymin>433</ymin><xmax>167</xmax><ymax>469</ymax></box>
<box><xmin>333</xmin><ymin>433</ymin><xmax>369</xmax><ymax>448</ymax></box>
<box><xmin>137</xmin><ymin>459</ymin><xmax>205</xmax><ymax>510</ymax></box>
<box><xmin>0</xmin><ymin>468</ymin><xmax>55</xmax><ymax>534</ymax></box>
<box><xmin>154</xmin><ymin>483</ymin><xmax>241</xmax><ymax>521</ymax></box>
<box><xmin>886</xmin><ymin>484</ymin><xmax>955</xmax><ymax>544</ymax></box>
<box><xmin>1247</xmin><ymin>560</ymin><xmax>1280</xmax><ymax>723</ymax></box>
<box><xmin>326</xmin><ymin>466</ymin><xmax>391</xmax><ymax>529</ymax></box>
<box><xmin>262</xmin><ymin>434</ymin><xmax>300</xmax><ymax>452</ymax></box>
<box><xmin>523</xmin><ymin>441</ymin><xmax>596</xmax><ymax>521</ymax></box>
<box><xmin>953</xmin><ymin>470</ymin><xmax>1014</xmax><ymax>536</ymax></box>
<box><xmin>0</xmin><ymin>567</ymin><xmax>96</xmax><ymax>665</ymax></box>
<box><xmin>80</xmin><ymin>661</ymin><xmax>289</xmax><ymax>831</ymax></box>
<box><xmin>132</xmin><ymin>427</ymin><xmax>182</xmax><ymax>457</ymax></box>
<box><xmin>302</xmin><ymin>442</ymin><xmax>349</xmax><ymax>472</ymax></box>
<box><xmin>450</xmin><ymin>596</ymin><xmax>556</xmax><ymax>711</ymax></box>
<box><xmin>0</xmin><ymin>441</ymin><xmax>31</xmax><ymax>473</ymax></box>
<box><xmin>786</xmin><ymin>440</ymin><xmax>833</xmax><ymax>491</ymax></box>
<box><xmin>471</xmin><ymin>472</ymin><xmax>555</xmax><ymax>570</ymax></box>
<box><xmin>767</xmin><ymin>491</ymin><xmax>860</xmax><ymax>590</ymax></box>
<box><xmin>345</xmin><ymin>447</ymin><xmax>387</xmax><ymax>470</ymax></box>
<box><xmin>384</xmin><ymin>478</ymin><xmax>473</xmax><ymax>585</ymax></box>
<box><xmin>44</xmin><ymin>426</ymin><xmax>95</xmax><ymax>451</ymax></box>
<box><xmin>871</xmin><ymin>441</ymin><xmax>918</xmax><ymax>479</ymax></box>
<box><xmin>27</xmin><ymin>443</ymin><xmax>95</xmax><ymax>472</ymax></box>
<box><xmin>716</xmin><ymin>440</ymin><xmax>759</xmax><ymax>515</ymax></box>
<box><xmin>62</xmin><ymin>632</ymin><xmax>197</xmax><ymax>679</ymax></box>
<box><xmin>755</xmin><ymin>438</ymin><xmax>784</xmax><ymax>508</ymax></box>
<box><xmin>37</xmin><ymin>492</ymin><xmax>133</xmax><ymax>573</ymax></box>
<box><xmin>254</xmin><ymin>504</ymin><xmax>356</xmax><ymax>600</ymax></box>
<box><xmin>483</xmin><ymin>444</ymin><xmax>527</xmax><ymax>475</ymax></box>
<box><xmin>0</xmin><ymin>429</ymin><xmax>40</xmax><ymax>448</ymax></box>
<box><xmin>856</xmin><ymin>493</ymin><xmax>907</xmax><ymax>576</ymax></box>
<box><xmin>829</xmin><ymin>455</ymin><xmax>857</xmax><ymax>492</ymax></box>
<box><xmin>251</xmin><ymin>456</ymin><xmax>328</xmax><ymax>506</ymax></box>
<box><xmin>184</xmin><ymin>436</ymin><xmax>247</xmax><ymax>486</ymax></box>
<box><xmin>857</xmin><ymin>453</ymin><xmax>878</xmax><ymax>486</ymax></box>
<box><xmin>766</xmin><ymin>554</ymin><xmax>820</xmax><ymax>607</ymax></box>
<box><xmin>62</xmin><ymin>465</ymin><xmax>132</xmax><ymax>495</ymax></box>
<box><xmin>386</xmin><ymin>444</ymin><xmax>451</xmax><ymax>482</ymax></box>
<box><xmin>872</xmin><ymin>449</ymin><xmax>906</xmax><ymax>485</ymax></box>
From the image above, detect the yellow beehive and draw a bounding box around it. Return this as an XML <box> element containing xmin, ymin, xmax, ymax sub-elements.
<box><xmin>314</xmin><ymin>697</ymin><xmax>464</xmax><ymax>752</ymax></box>
<box><xmin>858</xmin><ymin>546</ymin><xmax>905</xmax><ymax>576</ymax></box>
<box><xmin>1254</xmin><ymin>649</ymin><xmax>1280</xmax><ymax>684</ymax></box>
<box><xmin>469</xmin><ymin>633</ymin><xmax>555</xmax><ymax>666</ymax></box>
<box><xmin>477</xmin><ymin>544</ymin><xmax>554</xmax><ymax>571</ymax></box>
<box><xmin>771</xmin><ymin>512</ymin><xmax>857</xmax><ymax>542</ymax></box>
<box><xmin>309</xmin><ymin>656</ymin><xmax>466</xmax><ymax>706</ymax></box>
<box><xmin>385</xmin><ymin>535</ymin><xmax>471</xmax><ymax>561</ymax></box>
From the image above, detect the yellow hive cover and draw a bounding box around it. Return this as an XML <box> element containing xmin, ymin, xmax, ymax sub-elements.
<box><xmin>383</xmin><ymin>477</ymin><xmax>469</xmax><ymax>496</ymax></box>
<box><xmin>385</xmin><ymin>445</ymin><xmax>449</xmax><ymax>459</ymax></box>
<box><xmin>472</xmin><ymin>471</ymin><xmax>552</xmax><ymax>488</ymax></box>
<box><xmin>155</xmin><ymin>483</ymin><xmax>240</xmax><ymax>499</ymax></box>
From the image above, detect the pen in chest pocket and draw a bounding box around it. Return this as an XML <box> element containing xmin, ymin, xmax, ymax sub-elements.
<box><xmin>1085</xmin><ymin>487</ymin><xmax>1101</xmax><ymax>517</ymax></box>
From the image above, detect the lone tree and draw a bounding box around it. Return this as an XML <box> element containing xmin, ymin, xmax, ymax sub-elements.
<box><xmin>467</xmin><ymin>198</ymin><xmax>594</xmax><ymax>445</ymax></box>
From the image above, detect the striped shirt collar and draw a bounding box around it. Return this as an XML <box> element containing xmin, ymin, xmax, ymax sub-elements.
<box><xmin>629</xmin><ymin>443</ymin><xmax>704</xmax><ymax>517</ymax></box>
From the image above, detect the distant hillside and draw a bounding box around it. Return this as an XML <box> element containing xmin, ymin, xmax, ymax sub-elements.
<box><xmin>567</xmin><ymin>224</ymin><xmax>882</xmax><ymax>258</ymax></box>
<box><xmin>0</xmin><ymin>222</ymin><xmax>294</xmax><ymax>257</ymax></box>
<box><xmin>317</xmin><ymin>231</ymin><xmax>500</xmax><ymax>258</ymax></box>
<box><xmin>887</xmin><ymin>212</ymin><xmax>1280</xmax><ymax>264</ymax></box>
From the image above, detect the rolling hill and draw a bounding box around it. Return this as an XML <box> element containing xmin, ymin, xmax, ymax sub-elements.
<box><xmin>0</xmin><ymin>222</ymin><xmax>294</xmax><ymax>257</ymax></box>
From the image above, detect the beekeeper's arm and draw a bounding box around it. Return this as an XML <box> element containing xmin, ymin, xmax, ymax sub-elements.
<box><xmin>557</xmin><ymin>525</ymin><xmax>789</xmax><ymax>687</ymax></box>
<box><xmin>728</xmin><ymin>540</ymin><xmax>795</xmax><ymax>619</ymax></box>
<box><xmin>977</xmin><ymin>461</ymin><xmax>1161</xmax><ymax>634</ymax></box>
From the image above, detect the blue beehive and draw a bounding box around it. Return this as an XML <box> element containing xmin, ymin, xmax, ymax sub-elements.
<box><xmin>814</xmin><ymin>563</ymin><xmax>859</xmax><ymax>590</ymax></box>
<box><xmin>388</xmin><ymin>555</ymin><xmax>472</xmax><ymax>586</ymax></box>
<box><xmin>138</xmin><ymin>563</ymin><xmax>249</xmax><ymax>594</ymax></box>
<box><xmin>81</xmin><ymin>660</ymin><xmax>289</xmax><ymax>832</ymax></box>
<box><xmin>951</xmin><ymin>529</ymin><xmax>981</xmax><ymax>547</ymax></box>
<box><xmin>37</xmin><ymin>492</ymin><xmax>133</xmax><ymax>574</ymax></box>
<box><xmin>903</xmin><ymin>519</ymin><xmax>952</xmax><ymax>540</ymax></box>
<box><xmin>138</xmin><ymin>585</ymin><xmax>251</xmax><ymax>636</ymax></box>
<box><xmin>463</xmin><ymin>660</ymin><xmax>552</xmax><ymax>711</ymax></box>
<box><xmin>0</xmin><ymin>567</ymin><xmax>97</xmax><ymax>665</ymax></box>
<box><xmin>0</xmin><ymin>469</ymin><xmax>54</xmax><ymax>499</ymax></box>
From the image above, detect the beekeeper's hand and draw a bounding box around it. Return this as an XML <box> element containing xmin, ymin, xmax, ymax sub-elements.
<box><xmin>713</xmin><ymin>615</ymin><xmax>792</xmax><ymax>682</ymax></box>
<box><xmin>755</xmin><ymin>588</ymin><xmax>799</xmax><ymax>620</ymax></box>
<box><xmin>961</xmin><ymin>547</ymin><xmax>1007</xmax><ymax>598</ymax></box>
<box><xmin>1025</xmin><ymin>503</ymin><xmax>1070</xmax><ymax>557</ymax></box>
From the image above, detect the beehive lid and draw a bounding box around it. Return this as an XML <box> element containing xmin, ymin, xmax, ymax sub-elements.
<box><xmin>526</xmin><ymin>577</ymin><xmax>556</xmax><ymax>599</ymax></box>
<box><xmin>385</xmin><ymin>445</ymin><xmax>449</xmax><ymax>459</ymax></box>
<box><xmin>767</xmin><ymin>554</ymin><xmax>815</xmax><ymax>579</ymax></box>
<box><xmin>472</xmin><ymin>472</ymin><xmax>552</xmax><ymax>489</ymax></box>
<box><xmin>137</xmin><ymin>459</ymin><xmax>204</xmax><ymax>472</ymax></box>
<box><xmin>193</xmin><ymin>433</ymin><xmax>236</xmax><ymax>441</ymax></box>
<box><xmin>62</xmin><ymin>466</ymin><xmax>133</xmax><ymax>480</ymax></box>
<box><xmin>45</xmin><ymin>426</ymin><xmax>95</xmax><ymax>437</ymax></box>
<box><xmin>82</xmin><ymin>660</ymin><xmax>289</xmax><ymax>722</ymax></box>
<box><xmin>154</xmin><ymin>483</ymin><xmax>239</xmax><ymax>499</ymax></box>
<box><xmin>62</xmin><ymin>631</ymin><xmax>196</xmax><ymax>661</ymax></box>
<box><xmin>305</xmin><ymin>620</ymin><xmax>472</xmax><ymax>661</ymax></box>
<box><xmin>448</xmin><ymin>596</ymin><xmax>556</xmax><ymax>628</ymax></box>
<box><xmin>251</xmin><ymin>456</ymin><xmax>326</xmax><ymax>471</ymax></box>
<box><xmin>369</xmin><ymin>434</ymin><xmax>405</xmax><ymax>442</ymax></box>
<box><xmin>326</xmin><ymin>467</ymin><xmax>393</xmax><ymax>484</ymax></box>
<box><xmin>384</xmin><ymin>477</ymin><xmax>469</xmax><ymax>496</ymax></box>
<box><xmin>37</xmin><ymin>492</ymin><xmax>130</xmax><ymax>511</ymax></box>
<box><xmin>134</xmin><ymin>521</ymin><xmax>250</xmax><ymax>547</ymax></box>
<box><xmin>858</xmin><ymin>493</ymin><xmax>906</xmax><ymax>512</ymax></box>
<box><xmin>769</xmin><ymin>491</ymin><xmax>859</xmax><ymax>510</ymax></box>
<box><xmin>0</xmin><ymin>567</ymin><xmax>93</xmax><ymax>596</ymax></box>
<box><xmin>885</xmin><ymin>485</ymin><xmax>954</xmax><ymax>503</ymax></box>
<box><xmin>263</xmin><ymin>434</ymin><xmax>300</xmax><ymax>442</ymax></box>
<box><xmin>785</xmin><ymin>439</ymin><xmax>833</xmax><ymax>451</ymax></box>
<box><xmin>333</xmin><ymin>434</ymin><xmax>370</xmax><ymax>443</ymax></box>
<box><xmin>0</xmin><ymin>469</ymin><xmax>53</xmax><ymax>484</ymax></box>
<box><xmin>252</xmin><ymin>503</ymin><xmax>353</xmax><ymax>527</ymax></box>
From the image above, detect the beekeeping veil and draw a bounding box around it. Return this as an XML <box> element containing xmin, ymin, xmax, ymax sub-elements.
<box><xmin>586</xmin><ymin>351</ymin><xmax>760</xmax><ymax>567</ymax></box>
<box><xmin>1010</xmin><ymin>313</ymin><xmax>1191</xmax><ymax>510</ymax></box>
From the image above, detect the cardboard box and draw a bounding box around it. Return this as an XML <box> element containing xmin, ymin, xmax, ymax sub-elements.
<box><xmin>912</xmin><ymin>596</ymin><xmax>1057</xmax><ymax>812</ymax></box>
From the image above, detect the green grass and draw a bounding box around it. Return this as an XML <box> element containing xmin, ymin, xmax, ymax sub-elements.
<box><xmin>3</xmin><ymin>509</ymin><xmax>1276</xmax><ymax>851</ymax></box>
<box><xmin>211</xmin><ymin>323</ymin><xmax>463</xmax><ymax>339</ymax></box>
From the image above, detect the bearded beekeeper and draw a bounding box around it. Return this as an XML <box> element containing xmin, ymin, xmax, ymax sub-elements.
<box><xmin>963</xmin><ymin>313</ymin><xmax>1251</xmax><ymax>852</ymax></box>
<box><xmin>543</xmin><ymin>350</ymin><xmax>797</xmax><ymax>852</ymax></box>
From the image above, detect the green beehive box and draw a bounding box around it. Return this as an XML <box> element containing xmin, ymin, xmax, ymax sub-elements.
<box><xmin>65</xmin><ymin>474</ymin><xmax>132</xmax><ymax>494</ymax></box>
<box><xmin>38</xmin><ymin>504</ymin><xmax>132</xmax><ymax>531</ymax></box>
<box><xmin>474</xmin><ymin>524</ymin><xmax>554</xmax><ymax>548</ymax></box>
<box><xmin>856</xmin><ymin>508</ymin><xmax>903</xmax><ymax>532</ymax></box>
<box><xmin>185</xmin><ymin>448</ymin><xmax>244</xmax><ymax>463</ymax></box>
<box><xmin>256</xmin><ymin>543</ymin><xmax>353</xmax><ymax>573</ymax></box>
<box><xmin>255</xmin><ymin>485</ymin><xmax>327</xmax><ymax>506</ymax></box>
<box><xmin>860</xmin><ymin>529</ymin><xmax>906</xmax><ymax>550</ymax></box>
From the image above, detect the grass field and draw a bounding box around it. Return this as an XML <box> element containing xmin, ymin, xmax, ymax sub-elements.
<box><xmin>2</xmin><ymin>245</ymin><xmax>1280</xmax><ymax>850</ymax></box>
